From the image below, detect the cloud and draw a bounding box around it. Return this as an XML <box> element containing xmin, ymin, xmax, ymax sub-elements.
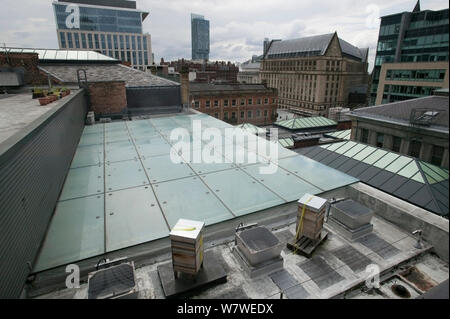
<box><xmin>0</xmin><ymin>0</ymin><xmax>448</xmax><ymax>71</ymax></box>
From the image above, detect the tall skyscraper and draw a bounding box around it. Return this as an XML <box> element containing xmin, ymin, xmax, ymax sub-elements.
<box><xmin>191</xmin><ymin>14</ymin><xmax>210</xmax><ymax>61</ymax></box>
<box><xmin>370</xmin><ymin>1</ymin><xmax>449</xmax><ymax>105</ymax></box>
<box><xmin>52</xmin><ymin>0</ymin><xmax>153</xmax><ymax>70</ymax></box>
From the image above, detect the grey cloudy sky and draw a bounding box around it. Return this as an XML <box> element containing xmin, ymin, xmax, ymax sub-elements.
<box><xmin>0</xmin><ymin>0</ymin><xmax>448</xmax><ymax>71</ymax></box>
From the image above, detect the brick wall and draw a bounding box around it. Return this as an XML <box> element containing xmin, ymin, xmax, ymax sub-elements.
<box><xmin>0</xmin><ymin>52</ymin><xmax>48</xmax><ymax>85</ymax></box>
<box><xmin>190</xmin><ymin>92</ymin><xmax>278</xmax><ymax>125</ymax></box>
<box><xmin>88</xmin><ymin>81</ymin><xmax>127</xmax><ymax>114</ymax></box>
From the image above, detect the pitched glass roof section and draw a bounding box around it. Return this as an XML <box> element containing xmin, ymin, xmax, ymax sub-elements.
<box><xmin>0</xmin><ymin>47</ymin><xmax>117</xmax><ymax>62</ymax></box>
<box><xmin>34</xmin><ymin>114</ymin><xmax>358</xmax><ymax>272</ymax></box>
<box><xmin>235</xmin><ymin>123</ymin><xmax>266</xmax><ymax>135</ymax></box>
<box><xmin>325</xmin><ymin>130</ymin><xmax>351</xmax><ymax>140</ymax></box>
<box><xmin>297</xmin><ymin>140</ymin><xmax>449</xmax><ymax>217</ymax></box>
<box><xmin>279</xmin><ymin>137</ymin><xmax>294</xmax><ymax>148</ymax></box>
<box><xmin>275</xmin><ymin>116</ymin><xmax>337</xmax><ymax>131</ymax></box>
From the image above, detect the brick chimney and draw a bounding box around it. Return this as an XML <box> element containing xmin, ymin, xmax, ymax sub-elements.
<box><xmin>180</xmin><ymin>65</ymin><xmax>190</xmax><ymax>107</ymax></box>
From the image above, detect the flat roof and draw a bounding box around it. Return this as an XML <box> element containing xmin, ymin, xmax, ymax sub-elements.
<box><xmin>0</xmin><ymin>92</ymin><xmax>78</xmax><ymax>145</ymax></box>
<box><xmin>33</xmin><ymin>113</ymin><xmax>358</xmax><ymax>272</ymax></box>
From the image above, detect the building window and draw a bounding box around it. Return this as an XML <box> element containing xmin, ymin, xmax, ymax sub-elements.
<box><xmin>214</xmin><ymin>100</ymin><xmax>219</xmax><ymax>107</ymax></box>
<box><xmin>264</xmin><ymin>110</ymin><xmax>268</xmax><ymax>117</ymax></box>
<box><xmin>409</xmin><ymin>140</ymin><xmax>422</xmax><ymax>158</ymax></box>
<box><xmin>224</xmin><ymin>112</ymin><xmax>228</xmax><ymax>120</ymax></box>
<box><xmin>361</xmin><ymin>129</ymin><xmax>369</xmax><ymax>143</ymax></box>
<box><xmin>194</xmin><ymin>101</ymin><xmax>199</xmax><ymax>108</ymax></box>
<box><xmin>392</xmin><ymin>136</ymin><xmax>401</xmax><ymax>153</ymax></box>
<box><xmin>431</xmin><ymin>145</ymin><xmax>444</xmax><ymax>166</ymax></box>
<box><xmin>67</xmin><ymin>32</ymin><xmax>73</xmax><ymax>49</ymax></box>
<box><xmin>88</xmin><ymin>34</ymin><xmax>93</xmax><ymax>48</ymax></box>
<box><xmin>232</xmin><ymin>99</ymin><xmax>236</xmax><ymax>106</ymax></box>
<box><xmin>240</xmin><ymin>111</ymin><xmax>245</xmax><ymax>119</ymax></box>
<box><xmin>60</xmin><ymin>32</ymin><xmax>66</xmax><ymax>48</ymax></box>
<box><xmin>257</xmin><ymin>98</ymin><xmax>261</xmax><ymax>105</ymax></box>
<box><xmin>376</xmin><ymin>133</ymin><xmax>384</xmax><ymax>148</ymax></box>
<box><xmin>231</xmin><ymin>112</ymin><xmax>236</xmax><ymax>119</ymax></box>
<box><xmin>224</xmin><ymin>99</ymin><xmax>229</xmax><ymax>107</ymax></box>
<box><xmin>240</xmin><ymin>99</ymin><xmax>245</xmax><ymax>106</ymax></box>
<box><xmin>248</xmin><ymin>111</ymin><xmax>252</xmax><ymax>119</ymax></box>
<box><xmin>264</xmin><ymin>98</ymin><xmax>269</xmax><ymax>104</ymax></box>
<box><xmin>205</xmin><ymin>100</ymin><xmax>210</xmax><ymax>108</ymax></box>
<box><xmin>248</xmin><ymin>98</ymin><xmax>253</xmax><ymax>105</ymax></box>
<box><xmin>214</xmin><ymin>113</ymin><xmax>219</xmax><ymax>119</ymax></box>
<box><xmin>256</xmin><ymin>110</ymin><xmax>261</xmax><ymax>118</ymax></box>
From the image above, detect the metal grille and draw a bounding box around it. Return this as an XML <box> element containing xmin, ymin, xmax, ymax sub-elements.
<box><xmin>88</xmin><ymin>263</ymin><xmax>136</xmax><ymax>299</ymax></box>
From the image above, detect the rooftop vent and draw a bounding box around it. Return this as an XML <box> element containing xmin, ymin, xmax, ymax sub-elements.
<box><xmin>410</xmin><ymin>108</ymin><xmax>443</xmax><ymax>126</ymax></box>
<box><xmin>87</xmin><ymin>261</ymin><xmax>138</xmax><ymax>299</ymax></box>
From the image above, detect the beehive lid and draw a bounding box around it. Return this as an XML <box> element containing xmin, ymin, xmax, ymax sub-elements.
<box><xmin>298</xmin><ymin>193</ymin><xmax>328</xmax><ymax>213</ymax></box>
<box><xmin>170</xmin><ymin>219</ymin><xmax>205</xmax><ymax>243</ymax></box>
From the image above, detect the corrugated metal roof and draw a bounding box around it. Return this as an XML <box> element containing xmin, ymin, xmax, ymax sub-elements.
<box><xmin>297</xmin><ymin>140</ymin><xmax>449</xmax><ymax>217</ymax></box>
<box><xmin>275</xmin><ymin>116</ymin><xmax>338</xmax><ymax>130</ymax></box>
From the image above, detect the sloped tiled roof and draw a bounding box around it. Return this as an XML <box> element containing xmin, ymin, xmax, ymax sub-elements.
<box><xmin>265</xmin><ymin>33</ymin><xmax>368</xmax><ymax>62</ymax></box>
<box><xmin>38</xmin><ymin>64</ymin><xmax>179</xmax><ymax>87</ymax></box>
<box><xmin>297</xmin><ymin>140</ymin><xmax>449</xmax><ymax>217</ymax></box>
<box><xmin>351</xmin><ymin>95</ymin><xmax>449</xmax><ymax>129</ymax></box>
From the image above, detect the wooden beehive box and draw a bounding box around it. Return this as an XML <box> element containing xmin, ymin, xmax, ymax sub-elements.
<box><xmin>170</xmin><ymin>219</ymin><xmax>205</xmax><ymax>275</ymax></box>
<box><xmin>297</xmin><ymin>194</ymin><xmax>327</xmax><ymax>240</ymax></box>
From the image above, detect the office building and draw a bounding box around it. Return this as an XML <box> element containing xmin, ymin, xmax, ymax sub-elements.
<box><xmin>191</xmin><ymin>14</ymin><xmax>210</xmax><ymax>61</ymax></box>
<box><xmin>370</xmin><ymin>1</ymin><xmax>449</xmax><ymax>105</ymax></box>
<box><xmin>349</xmin><ymin>90</ymin><xmax>449</xmax><ymax>168</ymax></box>
<box><xmin>53</xmin><ymin>0</ymin><xmax>153</xmax><ymax>70</ymax></box>
<box><xmin>261</xmin><ymin>32</ymin><xmax>369</xmax><ymax>117</ymax></box>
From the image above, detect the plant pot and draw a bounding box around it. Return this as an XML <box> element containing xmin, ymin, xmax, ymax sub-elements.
<box><xmin>38</xmin><ymin>97</ymin><xmax>50</xmax><ymax>106</ymax></box>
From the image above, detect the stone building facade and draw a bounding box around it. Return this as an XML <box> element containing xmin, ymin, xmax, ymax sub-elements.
<box><xmin>189</xmin><ymin>83</ymin><xmax>278</xmax><ymax>125</ymax></box>
<box><xmin>261</xmin><ymin>33</ymin><xmax>369</xmax><ymax>117</ymax></box>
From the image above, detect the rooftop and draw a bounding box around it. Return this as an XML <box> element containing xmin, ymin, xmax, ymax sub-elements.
<box><xmin>274</xmin><ymin>116</ymin><xmax>338</xmax><ymax>131</ymax></box>
<box><xmin>351</xmin><ymin>95</ymin><xmax>449</xmax><ymax>131</ymax></box>
<box><xmin>297</xmin><ymin>140</ymin><xmax>449</xmax><ymax>217</ymax></box>
<box><xmin>264</xmin><ymin>33</ymin><xmax>369</xmax><ymax>62</ymax></box>
<box><xmin>0</xmin><ymin>91</ymin><xmax>78</xmax><ymax>145</ymax></box>
<box><xmin>39</xmin><ymin>64</ymin><xmax>179</xmax><ymax>87</ymax></box>
<box><xmin>32</xmin><ymin>113</ymin><xmax>358</xmax><ymax>273</ymax></box>
<box><xmin>189</xmin><ymin>83</ymin><xmax>274</xmax><ymax>94</ymax></box>
<box><xmin>0</xmin><ymin>47</ymin><xmax>118</xmax><ymax>63</ymax></box>
<box><xmin>33</xmin><ymin>181</ymin><xmax>449</xmax><ymax>299</ymax></box>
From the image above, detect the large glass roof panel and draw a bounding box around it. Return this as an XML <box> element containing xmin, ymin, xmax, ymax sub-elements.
<box><xmin>105</xmin><ymin>187</ymin><xmax>170</xmax><ymax>252</ymax></box>
<box><xmin>342</xmin><ymin>143</ymin><xmax>366</xmax><ymax>158</ymax></box>
<box><xmin>334</xmin><ymin>141</ymin><xmax>358</xmax><ymax>155</ymax></box>
<box><xmin>326</xmin><ymin>142</ymin><xmax>347</xmax><ymax>152</ymax></box>
<box><xmin>59</xmin><ymin>165</ymin><xmax>104</xmax><ymax>201</ymax></box>
<box><xmin>202</xmin><ymin>169</ymin><xmax>285</xmax><ymax>216</ymax></box>
<box><xmin>105</xmin><ymin>159</ymin><xmax>149</xmax><ymax>192</ymax></box>
<box><xmin>420</xmin><ymin>162</ymin><xmax>446</xmax><ymax>184</ymax></box>
<box><xmin>79</xmin><ymin>132</ymin><xmax>103</xmax><ymax>146</ymax></box>
<box><xmin>142</xmin><ymin>154</ymin><xmax>195</xmax><ymax>183</ymax></box>
<box><xmin>184</xmin><ymin>151</ymin><xmax>237</xmax><ymax>175</ymax></box>
<box><xmin>105</xmin><ymin>140</ymin><xmax>138</xmax><ymax>163</ymax></box>
<box><xmin>411</xmin><ymin>172</ymin><xmax>425</xmax><ymax>183</ymax></box>
<box><xmin>105</xmin><ymin>130</ymin><xmax>131</xmax><ymax>143</ymax></box>
<box><xmin>384</xmin><ymin>156</ymin><xmax>413</xmax><ymax>174</ymax></box>
<box><xmin>135</xmin><ymin>136</ymin><xmax>172</xmax><ymax>158</ymax></box>
<box><xmin>221</xmin><ymin>144</ymin><xmax>269</xmax><ymax>166</ymax></box>
<box><xmin>372</xmin><ymin>152</ymin><xmax>399</xmax><ymax>169</ymax></box>
<box><xmin>153</xmin><ymin>176</ymin><xmax>234</xmax><ymax>228</ymax></box>
<box><xmin>397</xmin><ymin>161</ymin><xmax>420</xmax><ymax>179</ymax></box>
<box><xmin>83</xmin><ymin>124</ymin><xmax>104</xmax><ymax>134</ymax></box>
<box><xmin>353</xmin><ymin>145</ymin><xmax>376</xmax><ymax>161</ymax></box>
<box><xmin>55</xmin><ymin>50</ymin><xmax>68</xmax><ymax>60</ymax></box>
<box><xmin>362</xmin><ymin>149</ymin><xmax>388</xmax><ymax>165</ymax></box>
<box><xmin>71</xmin><ymin>144</ymin><xmax>103</xmax><ymax>168</ymax></box>
<box><xmin>420</xmin><ymin>162</ymin><xmax>449</xmax><ymax>180</ymax></box>
<box><xmin>277</xmin><ymin>155</ymin><xmax>358</xmax><ymax>191</ymax></box>
<box><xmin>33</xmin><ymin>195</ymin><xmax>105</xmax><ymax>272</ymax></box>
<box><xmin>243</xmin><ymin>165</ymin><xmax>321</xmax><ymax>202</ymax></box>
